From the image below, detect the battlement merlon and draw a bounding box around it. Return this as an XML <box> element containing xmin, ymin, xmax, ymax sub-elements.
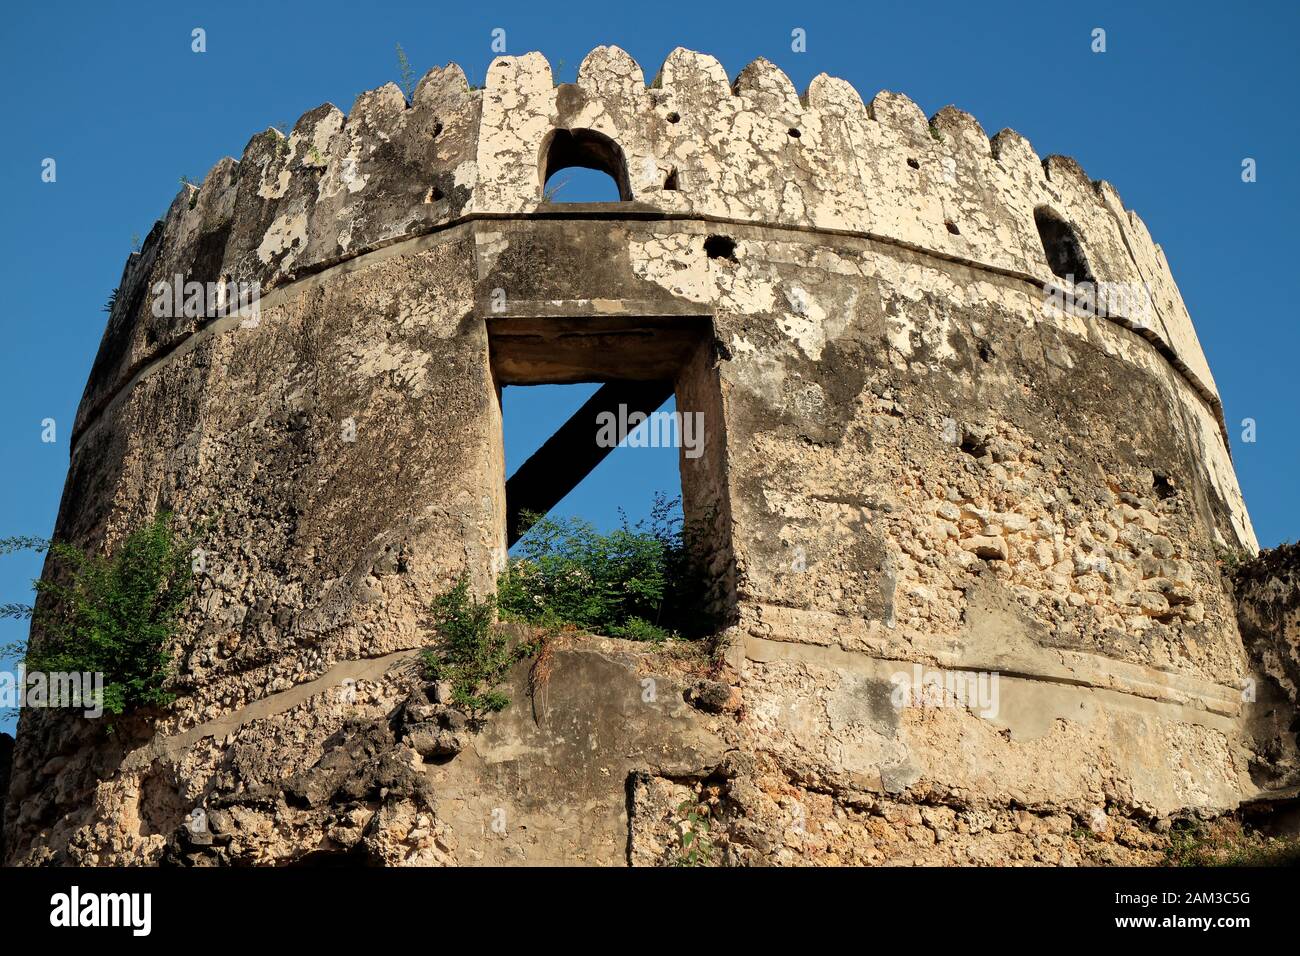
<box><xmin>81</xmin><ymin>45</ymin><xmax>1222</xmax><ymax>454</ymax></box>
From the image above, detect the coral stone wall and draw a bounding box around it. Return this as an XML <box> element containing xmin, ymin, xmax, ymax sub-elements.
<box><xmin>1233</xmin><ymin>545</ymin><xmax>1300</xmax><ymax>793</ymax></box>
<box><xmin>2</xmin><ymin>46</ymin><xmax>1272</xmax><ymax>865</ymax></box>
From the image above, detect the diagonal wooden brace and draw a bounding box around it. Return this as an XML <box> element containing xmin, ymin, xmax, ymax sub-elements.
<box><xmin>505</xmin><ymin>380</ymin><xmax>674</xmax><ymax>546</ymax></box>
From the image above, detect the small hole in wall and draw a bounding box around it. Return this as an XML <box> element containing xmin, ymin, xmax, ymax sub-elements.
<box><xmin>431</xmin><ymin>120</ymin><xmax>443</xmax><ymax>138</ymax></box>
<box><xmin>704</xmin><ymin>234</ymin><xmax>737</xmax><ymax>262</ymax></box>
<box><xmin>945</xmin><ymin>220</ymin><xmax>961</xmax><ymax>235</ymax></box>
<box><xmin>788</xmin><ymin>127</ymin><xmax>801</xmax><ymax>138</ymax></box>
<box><xmin>1152</xmin><ymin>473</ymin><xmax>1177</xmax><ymax>499</ymax></box>
<box><xmin>959</xmin><ymin>428</ymin><xmax>989</xmax><ymax>458</ymax></box>
<box><xmin>666</xmin><ymin>111</ymin><xmax>681</xmax><ymax>124</ymax></box>
<box><xmin>907</xmin><ymin>158</ymin><xmax>920</xmax><ymax>169</ymax></box>
<box><xmin>663</xmin><ymin>168</ymin><xmax>679</xmax><ymax>191</ymax></box>
<box><xmin>425</xmin><ymin>185</ymin><xmax>444</xmax><ymax>203</ymax></box>
<box><xmin>976</xmin><ymin>339</ymin><xmax>993</xmax><ymax>363</ymax></box>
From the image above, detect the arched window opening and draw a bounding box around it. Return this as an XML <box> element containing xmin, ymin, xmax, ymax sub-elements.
<box><xmin>1034</xmin><ymin>207</ymin><xmax>1094</xmax><ymax>284</ymax></box>
<box><xmin>540</xmin><ymin>128</ymin><xmax>632</xmax><ymax>202</ymax></box>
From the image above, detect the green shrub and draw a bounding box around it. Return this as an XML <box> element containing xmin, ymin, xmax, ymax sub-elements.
<box><xmin>608</xmin><ymin>616</ymin><xmax>670</xmax><ymax>643</ymax></box>
<box><xmin>421</xmin><ymin>578</ymin><xmax>524</xmax><ymax>719</ymax></box>
<box><xmin>1216</xmin><ymin>546</ymin><xmax>1250</xmax><ymax>573</ymax></box>
<box><xmin>675</xmin><ymin>796</ymin><xmax>720</xmax><ymax>867</ymax></box>
<box><xmin>496</xmin><ymin>493</ymin><xmax>708</xmax><ymax>641</ymax></box>
<box><xmin>1163</xmin><ymin>818</ymin><xmax>1300</xmax><ymax>867</ymax></box>
<box><xmin>395</xmin><ymin>43</ymin><xmax>417</xmax><ymax>100</ymax></box>
<box><xmin>1</xmin><ymin>513</ymin><xmax>196</xmax><ymax>718</ymax></box>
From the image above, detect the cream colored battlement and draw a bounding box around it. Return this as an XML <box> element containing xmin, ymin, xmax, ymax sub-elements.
<box><xmin>87</xmin><ymin>46</ymin><xmax>1221</xmax><ymax>450</ymax></box>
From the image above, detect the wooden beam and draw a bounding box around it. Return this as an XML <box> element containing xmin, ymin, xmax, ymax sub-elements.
<box><xmin>506</xmin><ymin>380</ymin><xmax>674</xmax><ymax>546</ymax></box>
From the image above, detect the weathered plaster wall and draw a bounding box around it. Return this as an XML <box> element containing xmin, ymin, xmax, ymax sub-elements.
<box><xmin>4</xmin><ymin>46</ymin><xmax>1276</xmax><ymax>866</ymax></box>
<box><xmin>1232</xmin><ymin>545</ymin><xmax>1300</xmax><ymax>793</ymax></box>
<box><xmin>7</xmin><ymin>234</ymin><xmax>504</xmax><ymax>861</ymax></box>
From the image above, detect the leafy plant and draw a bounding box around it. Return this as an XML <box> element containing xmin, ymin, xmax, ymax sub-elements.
<box><xmin>1070</xmin><ymin>825</ymin><xmax>1100</xmax><ymax>843</ymax></box>
<box><xmin>395</xmin><ymin>43</ymin><xmax>417</xmax><ymax>101</ymax></box>
<box><xmin>0</xmin><ymin>513</ymin><xmax>197</xmax><ymax>718</ymax></box>
<box><xmin>1216</xmin><ymin>546</ymin><xmax>1250</xmax><ymax>573</ymax></box>
<box><xmin>1163</xmin><ymin>818</ymin><xmax>1300</xmax><ymax>867</ymax></box>
<box><xmin>0</xmin><ymin>536</ymin><xmax>49</xmax><ymax>556</ymax></box>
<box><xmin>496</xmin><ymin>493</ymin><xmax>708</xmax><ymax>641</ymax></box>
<box><xmin>421</xmin><ymin>577</ymin><xmax>527</xmax><ymax>720</ymax></box>
<box><xmin>674</xmin><ymin>795</ymin><xmax>719</xmax><ymax>866</ymax></box>
<box><xmin>256</xmin><ymin>127</ymin><xmax>291</xmax><ymax>159</ymax></box>
<box><xmin>607</xmin><ymin>616</ymin><xmax>669</xmax><ymax>643</ymax></box>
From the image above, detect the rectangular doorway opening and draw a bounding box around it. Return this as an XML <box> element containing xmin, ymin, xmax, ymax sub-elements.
<box><xmin>489</xmin><ymin>314</ymin><xmax>732</xmax><ymax>639</ymax></box>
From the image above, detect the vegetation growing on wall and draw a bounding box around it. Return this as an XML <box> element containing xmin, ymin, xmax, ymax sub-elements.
<box><xmin>0</xmin><ymin>513</ymin><xmax>196</xmax><ymax>718</ymax></box>
<box><xmin>420</xmin><ymin>578</ymin><xmax>532</xmax><ymax>720</ymax></box>
<box><xmin>1163</xmin><ymin>818</ymin><xmax>1300</xmax><ymax>867</ymax></box>
<box><xmin>420</xmin><ymin>495</ymin><xmax>711</xmax><ymax>722</ymax></box>
<box><xmin>496</xmin><ymin>493</ymin><xmax>708</xmax><ymax>642</ymax></box>
<box><xmin>394</xmin><ymin>43</ymin><xmax>417</xmax><ymax>101</ymax></box>
<box><xmin>674</xmin><ymin>794</ymin><xmax>720</xmax><ymax>866</ymax></box>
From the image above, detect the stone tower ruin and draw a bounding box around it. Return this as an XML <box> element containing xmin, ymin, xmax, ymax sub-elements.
<box><xmin>4</xmin><ymin>46</ymin><xmax>1293</xmax><ymax>866</ymax></box>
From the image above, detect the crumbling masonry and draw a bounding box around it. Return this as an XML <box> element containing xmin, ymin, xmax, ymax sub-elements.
<box><xmin>4</xmin><ymin>46</ymin><xmax>1296</xmax><ymax>865</ymax></box>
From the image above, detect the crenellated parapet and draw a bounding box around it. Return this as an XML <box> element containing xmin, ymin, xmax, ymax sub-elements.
<box><xmin>79</xmin><ymin>64</ymin><xmax>480</xmax><ymax>436</ymax></box>
<box><xmin>13</xmin><ymin>43</ymin><xmax>1284</xmax><ymax>869</ymax></box>
<box><xmin>84</xmin><ymin>46</ymin><xmax>1221</xmax><ymax>451</ymax></box>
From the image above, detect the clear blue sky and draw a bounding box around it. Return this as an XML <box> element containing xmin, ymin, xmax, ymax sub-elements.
<box><xmin>2</xmin><ymin>1</ymin><xmax>1296</xmax><ymax>734</ymax></box>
